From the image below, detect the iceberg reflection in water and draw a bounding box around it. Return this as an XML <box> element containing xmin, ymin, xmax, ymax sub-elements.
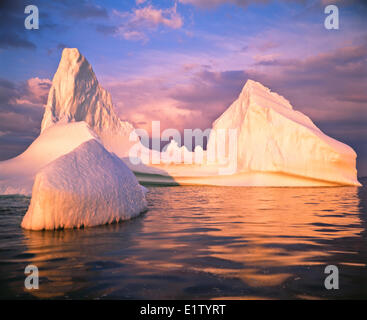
<box><xmin>0</xmin><ymin>179</ymin><xmax>366</xmax><ymax>299</ymax></box>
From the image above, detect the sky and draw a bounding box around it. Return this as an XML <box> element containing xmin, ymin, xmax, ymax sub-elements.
<box><xmin>0</xmin><ymin>0</ymin><xmax>366</xmax><ymax>176</ymax></box>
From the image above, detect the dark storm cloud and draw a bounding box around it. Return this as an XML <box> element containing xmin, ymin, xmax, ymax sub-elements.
<box><xmin>0</xmin><ymin>79</ymin><xmax>18</xmax><ymax>104</ymax></box>
<box><xmin>39</xmin><ymin>0</ymin><xmax>109</xmax><ymax>21</ymax></box>
<box><xmin>0</xmin><ymin>0</ymin><xmax>109</xmax><ymax>50</ymax></box>
<box><xmin>47</xmin><ymin>43</ymin><xmax>69</xmax><ymax>56</ymax></box>
<box><xmin>0</xmin><ymin>0</ymin><xmax>36</xmax><ymax>49</ymax></box>
<box><xmin>253</xmin><ymin>43</ymin><xmax>367</xmax><ymax>108</ymax></box>
<box><xmin>0</xmin><ymin>77</ymin><xmax>50</xmax><ymax>160</ymax></box>
<box><xmin>61</xmin><ymin>0</ymin><xmax>108</xmax><ymax>20</ymax></box>
<box><xmin>170</xmin><ymin>70</ymin><xmax>249</xmax><ymax>112</ymax></box>
<box><xmin>0</xmin><ymin>0</ymin><xmax>60</xmax><ymax>50</ymax></box>
<box><xmin>0</xmin><ymin>32</ymin><xmax>36</xmax><ymax>50</ymax></box>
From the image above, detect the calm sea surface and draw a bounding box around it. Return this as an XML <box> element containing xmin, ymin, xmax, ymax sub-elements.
<box><xmin>0</xmin><ymin>178</ymin><xmax>366</xmax><ymax>299</ymax></box>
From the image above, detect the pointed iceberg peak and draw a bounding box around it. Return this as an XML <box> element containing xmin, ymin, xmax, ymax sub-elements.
<box><xmin>240</xmin><ymin>79</ymin><xmax>269</xmax><ymax>96</ymax></box>
<box><xmin>41</xmin><ymin>48</ymin><xmax>109</xmax><ymax>133</ymax></box>
<box><xmin>242</xmin><ymin>79</ymin><xmax>263</xmax><ymax>90</ymax></box>
<box><xmin>240</xmin><ymin>79</ymin><xmax>293</xmax><ymax>110</ymax></box>
<box><xmin>40</xmin><ymin>47</ymin><xmax>135</xmax><ymax>158</ymax></box>
<box><xmin>55</xmin><ymin>48</ymin><xmax>95</xmax><ymax>83</ymax></box>
<box><xmin>58</xmin><ymin>48</ymin><xmax>93</xmax><ymax>72</ymax></box>
<box><xmin>61</xmin><ymin>47</ymin><xmax>82</xmax><ymax>63</ymax></box>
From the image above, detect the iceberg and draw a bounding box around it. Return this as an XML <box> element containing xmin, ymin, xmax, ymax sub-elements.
<box><xmin>21</xmin><ymin>139</ymin><xmax>147</xmax><ymax>230</ymax></box>
<box><xmin>206</xmin><ymin>80</ymin><xmax>361</xmax><ymax>186</ymax></box>
<box><xmin>0</xmin><ymin>48</ymin><xmax>360</xmax><ymax>190</ymax></box>
<box><xmin>134</xmin><ymin>80</ymin><xmax>361</xmax><ymax>187</ymax></box>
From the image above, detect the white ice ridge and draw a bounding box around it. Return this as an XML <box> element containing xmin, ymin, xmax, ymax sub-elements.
<box><xmin>21</xmin><ymin>139</ymin><xmax>147</xmax><ymax>230</ymax></box>
<box><xmin>41</xmin><ymin>48</ymin><xmax>135</xmax><ymax>158</ymax></box>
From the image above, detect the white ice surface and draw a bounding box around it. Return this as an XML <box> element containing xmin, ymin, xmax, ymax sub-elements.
<box><xmin>21</xmin><ymin>139</ymin><xmax>147</xmax><ymax>230</ymax></box>
<box><xmin>205</xmin><ymin>80</ymin><xmax>361</xmax><ymax>186</ymax></box>
<box><xmin>127</xmin><ymin>80</ymin><xmax>360</xmax><ymax>186</ymax></box>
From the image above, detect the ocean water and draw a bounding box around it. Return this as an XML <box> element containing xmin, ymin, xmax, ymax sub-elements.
<box><xmin>0</xmin><ymin>178</ymin><xmax>366</xmax><ymax>299</ymax></box>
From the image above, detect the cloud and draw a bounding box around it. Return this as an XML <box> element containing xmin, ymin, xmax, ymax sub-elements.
<box><xmin>39</xmin><ymin>0</ymin><xmax>109</xmax><ymax>20</ymax></box>
<box><xmin>104</xmin><ymin>77</ymin><xmax>202</xmax><ymax>136</ymax></box>
<box><xmin>19</xmin><ymin>77</ymin><xmax>51</xmax><ymax>105</ymax></box>
<box><xmin>168</xmin><ymin>69</ymin><xmax>249</xmax><ymax>117</ymax></box>
<box><xmin>101</xmin><ymin>67</ymin><xmax>250</xmax><ymax>140</ymax></box>
<box><xmin>252</xmin><ymin>44</ymin><xmax>367</xmax><ymax>108</ymax></box>
<box><xmin>178</xmin><ymin>0</ymin><xmax>286</xmax><ymax>8</ymax></box>
<box><xmin>0</xmin><ymin>77</ymin><xmax>50</xmax><ymax>160</ymax></box>
<box><xmin>179</xmin><ymin>0</ymin><xmax>366</xmax><ymax>8</ymax></box>
<box><xmin>0</xmin><ymin>0</ymin><xmax>63</xmax><ymax>50</ymax></box>
<box><xmin>132</xmin><ymin>4</ymin><xmax>183</xmax><ymax>29</ymax></box>
<box><xmin>63</xmin><ymin>0</ymin><xmax>108</xmax><ymax>19</ymax></box>
<box><xmin>47</xmin><ymin>43</ymin><xmax>69</xmax><ymax>56</ymax></box>
<box><xmin>0</xmin><ymin>33</ymin><xmax>36</xmax><ymax>50</ymax></box>
<box><xmin>100</xmin><ymin>35</ymin><xmax>366</xmax><ymax>172</ymax></box>
<box><xmin>102</xmin><ymin>40</ymin><xmax>367</xmax><ymax>137</ymax></box>
<box><xmin>110</xmin><ymin>4</ymin><xmax>183</xmax><ymax>41</ymax></box>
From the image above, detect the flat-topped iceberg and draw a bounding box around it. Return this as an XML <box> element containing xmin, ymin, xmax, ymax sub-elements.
<box><xmin>21</xmin><ymin>139</ymin><xmax>147</xmax><ymax>230</ymax></box>
<box><xmin>132</xmin><ymin>80</ymin><xmax>361</xmax><ymax>187</ymax></box>
<box><xmin>205</xmin><ymin>80</ymin><xmax>361</xmax><ymax>186</ymax></box>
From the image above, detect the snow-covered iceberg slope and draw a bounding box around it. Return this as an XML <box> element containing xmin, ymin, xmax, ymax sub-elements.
<box><xmin>0</xmin><ymin>122</ymin><xmax>97</xmax><ymax>195</ymax></box>
<box><xmin>41</xmin><ymin>48</ymin><xmax>135</xmax><ymax>158</ymax></box>
<box><xmin>21</xmin><ymin>139</ymin><xmax>147</xmax><ymax>230</ymax></box>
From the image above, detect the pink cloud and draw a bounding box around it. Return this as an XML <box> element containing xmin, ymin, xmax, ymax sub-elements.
<box><xmin>16</xmin><ymin>77</ymin><xmax>51</xmax><ymax>106</ymax></box>
<box><xmin>113</xmin><ymin>4</ymin><xmax>183</xmax><ymax>41</ymax></box>
<box><xmin>104</xmin><ymin>77</ymin><xmax>203</xmax><ymax>136</ymax></box>
<box><xmin>0</xmin><ymin>77</ymin><xmax>50</xmax><ymax>159</ymax></box>
<box><xmin>178</xmin><ymin>0</ymin><xmax>305</xmax><ymax>8</ymax></box>
<box><xmin>99</xmin><ymin>38</ymin><xmax>366</xmax><ymax>161</ymax></box>
<box><xmin>133</xmin><ymin>4</ymin><xmax>183</xmax><ymax>29</ymax></box>
<box><xmin>0</xmin><ymin>77</ymin><xmax>51</xmax><ymax>131</ymax></box>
